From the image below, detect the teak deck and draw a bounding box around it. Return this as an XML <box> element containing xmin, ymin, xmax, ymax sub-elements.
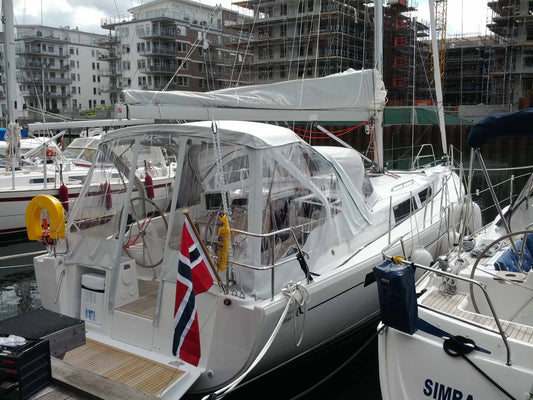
<box><xmin>63</xmin><ymin>339</ymin><xmax>184</xmax><ymax>397</ymax></box>
<box><xmin>421</xmin><ymin>289</ymin><xmax>533</xmax><ymax>343</ymax></box>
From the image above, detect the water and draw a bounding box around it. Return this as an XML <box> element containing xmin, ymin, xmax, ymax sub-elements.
<box><xmin>0</xmin><ymin>240</ymin><xmax>44</xmax><ymax>320</ymax></box>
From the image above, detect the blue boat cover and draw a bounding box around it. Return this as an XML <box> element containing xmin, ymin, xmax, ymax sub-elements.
<box><xmin>467</xmin><ymin>108</ymin><xmax>533</xmax><ymax>148</ymax></box>
<box><xmin>0</xmin><ymin>127</ymin><xmax>29</xmax><ymax>141</ymax></box>
<box><xmin>374</xmin><ymin>260</ymin><xmax>418</xmax><ymax>334</ymax></box>
<box><xmin>494</xmin><ymin>234</ymin><xmax>533</xmax><ymax>272</ymax></box>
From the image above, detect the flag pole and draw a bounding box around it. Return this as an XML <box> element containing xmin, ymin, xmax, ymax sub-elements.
<box><xmin>183</xmin><ymin>209</ymin><xmax>227</xmax><ymax>293</ymax></box>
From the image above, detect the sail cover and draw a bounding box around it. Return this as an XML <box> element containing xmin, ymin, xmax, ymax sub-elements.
<box><xmin>122</xmin><ymin>69</ymin><xmax>386</xmax><ymax>122</ymax></box>
<box><xmin>467</xmin><ymin>108</ymin><xmax>533</xmax><ymax>148</ymax></box>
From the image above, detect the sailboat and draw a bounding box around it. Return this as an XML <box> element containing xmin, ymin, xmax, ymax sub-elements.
<box><xmin>377</xmin><ymin>108</ymin><xmax>533</xmax><ymax>400</ymax></box>
<box><xmin>17</xmin><ymin>1</ymin><xmax>474</xmax><ymax>399</ymax></box>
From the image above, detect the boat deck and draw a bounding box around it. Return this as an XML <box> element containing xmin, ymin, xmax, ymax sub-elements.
<box><xmin>115</xmin><ymin>279</ymin><xmax>159</xmax><ymax>318</ymax></box>
<box><xmin>63</xmin><ymin>339</ymin><xmax>184</xmax><ymax>397</ymax></box>
<box><xmin>60</xmin><ymin>280</ymin><xmax>182</xmax><ymax>397</ymax></box>
<box><xmin>421</xmin><ymin>289</ymin><xmax>533</xmax><ymax>343</ymax></box>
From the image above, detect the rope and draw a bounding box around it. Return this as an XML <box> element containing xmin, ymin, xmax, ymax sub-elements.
<box><xmin>210</xmin><ymin>122</ymin><xmax>229</xmax><ymax>217</ymax></box>
<box><xmin>442</xmin><ymin>336</ymin><xmax>517</xmax><ymax>400</ymax></box>
<box><xmin>282</xmin><ymin>282</ymin><xmax>310</xmax><ymax>347</ymax></box>
<box><xmin>203</xmin><ymin>282</ymin><xmax>309</xmax><ymax>400</ymax></box>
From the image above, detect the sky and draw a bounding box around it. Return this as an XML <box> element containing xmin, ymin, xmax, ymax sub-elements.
<box><xmin>12</xmin><ymin>0</ymin><xmax>491</xmax><ymax>37</ymax></box>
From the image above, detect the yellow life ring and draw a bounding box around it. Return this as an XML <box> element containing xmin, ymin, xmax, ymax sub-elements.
<box><xmin>25</xmin><ymin>195</ymin><xmax>66</xmax><ymax>241</ymax></box>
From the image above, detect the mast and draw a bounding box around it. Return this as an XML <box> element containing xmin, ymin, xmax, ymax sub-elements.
<box><xmin>2</xmin><ymin>0</ymin><xmax>21</xmax><ymax>182</ymax></box>
<box><xmin>3</xmin><ymin>0</ymin><xmax>16</xmax><ymax>123</ymax></box>
<box><xmin>428</xmin><ymin>0</ymin><xmax>448</xmax><ymax>157</ymax></box>
<box><xmin>374</xmin><ymin>0</ymin><xmax>384</xmax><ymax>171</ymax></box>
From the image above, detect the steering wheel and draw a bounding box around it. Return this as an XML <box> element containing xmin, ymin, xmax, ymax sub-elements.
<box><xmin>469</xmin><ymin>230</ymin><xmax>533</xmax><ymax>313</ymax></box>
<box><xmin>124</xmin><ymin>196</ymin><xmax>168</xmax><ymax>268</ymax></box>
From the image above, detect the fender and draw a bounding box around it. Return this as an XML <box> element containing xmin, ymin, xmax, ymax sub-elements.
<box><xmin>26</xmin><ymin>195</ymin><xmax>66</xmax><ymax>241</ymax></box>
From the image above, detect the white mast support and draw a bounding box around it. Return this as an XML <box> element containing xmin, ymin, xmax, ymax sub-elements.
<box><xmin>428</xmin><ymin>0</ymin><xmax>448</xmax><ymax>157</ymax></box>
<box><xmin>3</xmin><ymin>0</ymin><xmax>16</xmax><ymax>123</ymax></box>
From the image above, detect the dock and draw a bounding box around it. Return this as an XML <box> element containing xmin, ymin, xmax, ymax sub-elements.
<box><xmin>28</xmin><ymin>356</ymin><xmax>160</xmax><ymax>400</ymax></box>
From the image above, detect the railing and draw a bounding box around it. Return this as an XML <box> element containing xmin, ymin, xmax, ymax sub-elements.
<box><xmin>411</xmin><ymin>144</ymin><xmax>437</xmax><ymax>169</ymax></box>
<box><xmin>228</xmin><ymin>226</ymin><xmax>309</xmax><ymax>300</ymax></box>
<box><xmin>381</xmin><ymin>238</ymin><xmax>512</xmax><ymax>366</ymax></box>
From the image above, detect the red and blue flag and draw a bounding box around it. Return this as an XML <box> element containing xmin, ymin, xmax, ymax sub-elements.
<box><xmin>172</xmin><ymin>218</ymin><xmax>215</xmax><ymax>366</ymax></box>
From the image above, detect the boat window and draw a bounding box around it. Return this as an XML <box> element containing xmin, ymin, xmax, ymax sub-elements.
<box><xmin>393</xmin><ymin>198</ymin><xmax>415</xmax><ymax>225</ymax></box>
<box><xmin>29</xmin><ymin>177</ymin><xmax>55</xmax><ymax>184</ymax></box>
<box><xmin>418</xmin><ymin>187</ymin><xmax>431</xmax><ymax>205</ymax></box>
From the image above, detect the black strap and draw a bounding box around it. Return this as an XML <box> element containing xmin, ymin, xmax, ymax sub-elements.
<box><xmin>296</xmin><ymin>251</ymin><xmax>319</xmax><ymax>281</ymax></box>
<box><xmin>443</xmin><ymin>335</ymin><xmax>517</xmax><ymax>400</ymax></box>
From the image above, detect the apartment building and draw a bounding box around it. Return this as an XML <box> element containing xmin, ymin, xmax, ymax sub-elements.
<box><xmin>99</xmin><ymin>0</ymin><xmax>252</xmax><ymax>104</ymax></box>
<box><xmin>15</xmin><ymin>25</ymin><xmax>111</xmax><ymax>115</ymax></box>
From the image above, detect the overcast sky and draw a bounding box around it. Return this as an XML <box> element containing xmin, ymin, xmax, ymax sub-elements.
<box><xmin>13</xmin><ymin>0</ymin><xmax>491</xmax><ymax>37</ymax></box>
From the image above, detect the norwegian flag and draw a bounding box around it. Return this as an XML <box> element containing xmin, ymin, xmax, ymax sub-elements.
<box><xmin>172</xmin><ymin>218</ymin><xmax>215</xmax><ymax>366</ymax></box>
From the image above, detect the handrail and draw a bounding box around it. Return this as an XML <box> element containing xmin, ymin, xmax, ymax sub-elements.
<box><xmin>381</xmin><ymin>244</ymin><xmax>513</xmax><ymax>366</ymax></box>
<box><xmin>229</xmin><ymin>226</ymin><xmax>308</xmax><ymax>300</ymax></box>
<box><xmin>412</xmin><ymin>144</ymin><xmax>436</xmax><ymax>169</ymax></box>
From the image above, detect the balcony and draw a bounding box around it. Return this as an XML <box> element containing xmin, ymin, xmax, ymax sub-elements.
<box><xmin>98</xmin><ymin>35</ymin><xmax>119</xmax><ymax>45</ymax></box>
<box><xmin>98</xmin><ymin>52</ymin><xmax>120</xmax><ymax>60</ymax></box>
<box><xmin>101</xmin><ymin>13</ymin><xmax>134</xmax><ymax>29</ymax></box>
<box><xmin>99</xmin><ymin>68</ymin><xmax>123</xmax><ymax>76</ymax></box>
<box><xmin>141</xmin><ymin>65</ymin><xmax>176</xmax><ymax>74</ymax></box>
<box><xmin>45</xmin><ymin>77</ymin><xmax>72</xmax><ymax>85</ymax></box>
<box><xmin>141</xmin><ymin>46</ymin><xmax>176</xmax><ymax>57</ymax></box>
<box><xmin>138</xmin><ymin>27</ymin><xmax>178</xmax><ymax>40</ymax></box>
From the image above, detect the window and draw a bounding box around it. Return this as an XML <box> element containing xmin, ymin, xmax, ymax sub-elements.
<box><xmin>177</xmin><ymin>76</ymin><xmax>188</xmax><ymax>86</ymax></box>
<box><xmin>393</xmin><ymin>198</ymin><xmax>415</xmax><ymax>225</ymax></box>
<box><xmin>93</xmin><ymin>88</ymin><xmax>97</xmax><ymax>95</ymax></box>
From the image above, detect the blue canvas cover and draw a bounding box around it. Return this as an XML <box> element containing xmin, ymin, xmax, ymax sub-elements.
<box><xmin>374</xmin><ymin>260</ymin><xmax>418</xmax><ymax>334</ymax></box>
<box><xmin>467</xmin><ymin>108</ymin><xmax>533</xmax><ymax>148</ymax></box>
<box><xmin>494</xmin><ymin>234</ymin><xmax>533</xmax><ymax>272</ymax></box>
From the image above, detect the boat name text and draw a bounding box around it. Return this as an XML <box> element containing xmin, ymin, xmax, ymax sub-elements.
<box><xmin>423</xmin><ymin>379</ymin><xmax>473</xmax><ymax>400</ymax></box>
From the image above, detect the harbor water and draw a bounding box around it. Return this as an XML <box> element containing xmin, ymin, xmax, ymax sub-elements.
<box><xmin>1</xmin><ymin>141</ymin><xmax>531</xmax><ymax>399</ymax></box>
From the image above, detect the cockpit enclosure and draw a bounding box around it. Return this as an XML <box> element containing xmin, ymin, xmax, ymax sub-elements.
<box><xmin>65</xmin><ymin>122</ymin><xmax>370</xmax><ymax>301</ymax></box>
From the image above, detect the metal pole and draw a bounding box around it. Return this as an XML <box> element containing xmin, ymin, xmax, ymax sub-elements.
<box><xmin>428</xmin><ymin>0</ymin><xmax>448</xmax><ymax>157</ymax></box>
<box><xmin>183</xmin><ymin>209</ymin><xmax>227</xmax><ymax>293</ymax></box>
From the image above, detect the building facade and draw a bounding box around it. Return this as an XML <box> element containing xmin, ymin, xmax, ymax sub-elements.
<box><xmin>15</xmin><ymin>25</ymin><xmax>111</xmax><ymax>116</ymax></box>
<box><xmin>99</xmin><ymin>0</ymin><xmax>252</xmax><ymax>104</ymax></box>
